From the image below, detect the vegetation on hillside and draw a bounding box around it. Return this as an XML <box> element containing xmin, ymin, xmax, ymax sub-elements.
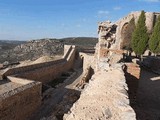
<box><xmin>60</xmin><ymin>37</ymin><xmax>98</xmax><ymax>46</ymax></box>
<box><xmin>0</xmin><ymin>40</ymin><xmax>25</xmax><ymax>50</ymax></box>
<box><xmin>33</xmin><ymin>37</ymin><xmax>98</xmax><ymax>46</ymax></box>
<box><xmin>149</xmin><ymin>15</ymin><xmax>160</xmax><ymax>55</ymax></box>
<box><xmin>0</xmin><ymin>37</ymin><xmax>98</xmax><ymax>64</ymax></box>
<box><xmin>131</xmin><ymin>10</ymin><xmax>149</xmax><ymax>57</ymax></box>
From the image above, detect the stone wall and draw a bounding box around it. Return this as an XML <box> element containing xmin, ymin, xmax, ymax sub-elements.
<box><xmin>124</xmin><ymin>63</ymin><xmax>140</xmax><ymax>108</ymax></box>
<box><xmin>0</xmin><ymin>77</ymin><xmax>42</xmax><ymax>120</ymax></box>
<box><xmin>145</xmin><ymin>12</ymin><xmax>154</xmax><ymax>33</ymax></box>
<box><xmin>3</xmin><ymin>45</ymin><xmax>76</xmax><ymax>83</ymax></box>
<box><xmin>3</xmin><ymin>59</ymin><xmax>65</xmax><ymax>77</ymax></box>
<box><xmin>124</xmin><ymin>63</ymin><xmax>140</xmax><ymax>79</ymax></box>
<box><xmin>0</xmin><ymin>45</ymin><xmax>76</xmax><ymax>120</ymax></box>
<box><xmin>64</xmin><ymin>66</ymin><xmax>136</xmax><ymax>120</ymax></box>
<box><xmin>79</xmin><ymin>52</ymin><xmax>95</xmax><ymax>72</ymax></box>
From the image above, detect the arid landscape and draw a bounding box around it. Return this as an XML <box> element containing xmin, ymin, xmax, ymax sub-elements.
<box><xmin>1</xmin><ymin>1</ymin><xmax>160</xmax><ymax>120</ymax></box>
<box><xmin>0</xmin><ymin>37</ymin><xmax>97</xmax><ymax>64</ymax></box>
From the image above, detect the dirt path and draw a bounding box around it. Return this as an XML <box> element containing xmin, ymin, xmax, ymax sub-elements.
<box><xmin>136</xmin><ymin>68</ymin><xmax>160</xmax><ymax>120</ymax></box>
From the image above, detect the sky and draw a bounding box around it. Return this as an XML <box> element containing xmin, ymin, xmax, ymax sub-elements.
<box><xmin>0</xmin><ymin>0</ymin><xmax>160</xmax><ymax>40</ymax></box>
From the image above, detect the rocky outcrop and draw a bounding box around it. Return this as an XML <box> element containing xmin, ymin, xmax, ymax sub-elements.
<box><xmin>0</xmin><ymin>39</ymin><xmax>64</xmax><ymax>63</ymax></box>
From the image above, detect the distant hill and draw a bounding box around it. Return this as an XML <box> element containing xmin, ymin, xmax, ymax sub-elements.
<box><xmin>59</xmin><ymin>37</ymin><xmax>98</xmax><ymax>46</ymax></box>
<box><xmin>0</xmin><ymin>40</ymin><xmax>26</xmax><ymax>51</ymax></box>
<box><xmin>0</xmin><ymin>37</ymin><xmax>98</xmax><ymax>64</ymax></box>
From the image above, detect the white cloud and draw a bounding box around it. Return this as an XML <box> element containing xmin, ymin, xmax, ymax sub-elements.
<box><xmin>61</xmin><ymin>23</ymin><xmax>65</xmax><ymax>27</ymax></box>
<box><xmin>82</xmin><ymin>18</ymin><xmax>87</xmax><ymax>22</ymax></box>
<box><xmin>97</xmin><ymin>10</ymin><xmax>110</xmax><ymax>19</ymax></box>
<box><xmin>76</xmin><ymin>24</ymin><xmax>81</xmax><ymax>28</ymax></box>
<box><xmin>98</xmin><ymin>10</ymin><xmax>110</xmax><ymax>15</ymax></box>
<box><xmin>113</xmin><ymin>6</ymin><xmax>121</xmax><ymax>10</ymax></box>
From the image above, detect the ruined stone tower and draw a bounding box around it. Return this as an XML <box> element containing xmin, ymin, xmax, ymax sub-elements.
<box><xmin>116</xmin><ymin>11</ymin><xmax>160</xmax><ymax>50</ymax></box>
<box><xmin>96</xmin><ymin>11</ymin><xmax>160</xmax><ymax>70</ymax></box>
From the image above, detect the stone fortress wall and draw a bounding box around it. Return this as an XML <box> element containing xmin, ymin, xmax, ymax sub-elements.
<box><xmin>95</xmin><ymin>11</ymin><xmax>160</xmax><ymax>71</ymax></box>
<box><xmin>63</xmin><ymin>11</ymin><xmax>151</xmax><ymax>120</ymax></box>
<box><xmin>64</xmin><ymin>66</ymin><xmax>137</xmax><ymax>120</ymax></box>
<box><xmin>0</xmin><ymin>77</ymin><xmax>42</xmax><ymax>120</ymax></box>
<box><xmin>0</xmin><ymin>11</ymin><xmax>157</xmax><ymax>120</ymax></box>
<box><xmin>3</xmin><ymin>45</ymin><xmax>76</xmax><ymax>83</ymax></box>
<box><xmin>0</xmin><ymin>45</ymin><xmax>76</xmax><ymax>120</ymax></box>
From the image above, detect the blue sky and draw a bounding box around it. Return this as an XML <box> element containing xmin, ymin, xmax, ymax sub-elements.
<box><xmin>0</xmin><ymin>0</ymin><xmax>160</xmax><ymax>40</ymax></box>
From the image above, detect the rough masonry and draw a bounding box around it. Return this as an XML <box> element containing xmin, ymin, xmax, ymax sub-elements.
<box><xmin>0</xmin><ymin>11</ymin><xmax>157</xmax><ymax>120</ymax></box>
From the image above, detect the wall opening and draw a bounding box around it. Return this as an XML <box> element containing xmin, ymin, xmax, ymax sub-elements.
<box><xmin>120</xmin><ymin>20</ymin><xmax>135</xmax><ymax>51</ymax></box>
<box><xmin>120</xmin><ymin>23</ymin><xmax>130</xmax><ymax>49</ymax></box>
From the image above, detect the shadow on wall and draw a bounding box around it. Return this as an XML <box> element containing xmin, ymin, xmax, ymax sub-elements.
<box><xmin>123</xmin><ymin>64</ymin><xmax>139</xmax><ymax>108</ymax></box>
<box><xmin>123</xmin><ymin>64</ymin><xmax>140</xmax><ymax>120</ymax></box>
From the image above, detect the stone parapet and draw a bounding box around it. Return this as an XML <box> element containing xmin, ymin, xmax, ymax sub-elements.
<box><xmin>2</xmin><ymin>45</ymin><xmax>76</xmax><ymax>83</ymax></box>
<box><xmin>64</xmin><ymin>67</ymin><xmax>136</xmax><ymax>120</ymax></box>
<box><xmin>0</xmin><ymin>77</ymin><xmax>42</xmax><ymax>120</ymax></box>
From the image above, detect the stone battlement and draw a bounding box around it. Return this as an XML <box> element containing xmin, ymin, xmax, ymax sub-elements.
<box><xmin>0</xmin><ymin>77</ymin><xmax>42</xmax><ymax>120</ymax></box>
<box><xmin>0</xmin><ymin>45</ymin><xmax>77</xmax><ymax>120</ymax></box>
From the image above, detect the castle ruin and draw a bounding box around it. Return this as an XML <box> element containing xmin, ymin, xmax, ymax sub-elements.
<box><xmin>0</xmin><ymin>11</ymin><xmax>160</xmax><ymax>120</ymax></box>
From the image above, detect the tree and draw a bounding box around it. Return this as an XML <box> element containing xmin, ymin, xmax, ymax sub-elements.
<box><xmin>149</xmin><ymin>15</ymin><xmax>160</xmax><ymax>55</ymax></box>
<box><xmin>131</xmin><ymin>10</ymin><xmax>149</xmax><ymax>57</ymax></box>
